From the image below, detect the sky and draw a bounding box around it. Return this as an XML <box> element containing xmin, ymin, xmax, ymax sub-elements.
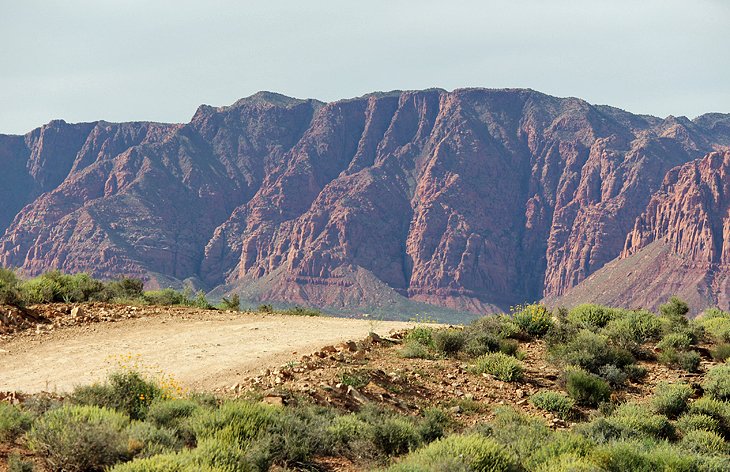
<box><xmin>1</xmin><ymin>0</ymin><xmax>729</xmax><ymax>135</ymax></box>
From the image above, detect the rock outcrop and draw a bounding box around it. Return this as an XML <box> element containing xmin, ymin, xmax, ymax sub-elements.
<box><xmin>0</xmin><ymin>89</ymin><xmax>728</xmax><ymax>316</ymax></box>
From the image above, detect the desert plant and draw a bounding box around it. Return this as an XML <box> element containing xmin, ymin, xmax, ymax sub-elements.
<box><xmin>602</xmin><ymin>403</ymin><xmax>675</xmax><ymax>440</ymax></box>
<box><xmin>651</xmin><ymin>382</ymin><xmax>693</xmax><ymax>418</ymax></box>
<box><xmin>675</xmin><ymin>413</ymin><xmax>722</xmax><ymax>435</ymax></box>
<box><xmin>399</xmin><ymin>340</ymin><xmax>434</xmax><ymax>359</ymax></box>
<box><xmin>511</xmin><ymin>303</ymin><xmax>553</xmax><ymax>337</ymax></box>
<box><xmin>0</xmin><ymin>268</ymin><xmax>23</xmax><ymax>306</ymax></box>
<box><xmin>0</xmin><ymin>403</ymin><xmax>32</xmax><ymax>441</ymax></box>
<box><xmin>598</xmin><ymin>364</ymin><xmax>628</xmax><ymax>388</ymax></box>
<box><xmin>372</xmin><ymin>416</ymin><xmax>422</xmax><ymax>456</ymax></box>
<box><xmin>601</xmin><ymin>310</ymin><xmax>662</xmax><ymax>354</ymax></box>
<box><xmin>564</xmin><ymin>367</ymin><xmax>611</xmax><ymax>407</ymax></box>
<box><xmin>7</xmin><ymin>454</ymin><xmax>34</xmax><ymax>472</ymax></box>
<box><xmin>71</xmin><ymin>370</ymin><xmax>162</xmax><ymax>420</ymax></box>
<box><xmin>656</xmin><ymin>332</ymin><xmax>693</xmax><ymax>351</ymax></box>
<box><xmin>406</xmin><ymin>326</ymin><xmax>434</xmax><ymax>346</ymax></box>
<box><xmin>703</xmin><ymin>364</ymin><xmax>730</xmax><ymax>401</ymax></box>
<box><xmin>660</xmin><ymin>296</ymin><xmax>690</xmax><ymax>328</ymax></box>
<box><xmin>386</xmin><ymin>434</ymin><xmax>516</xmax><ymax>472</ymax></box>
<box><xmin>219</xmin><ymin>293</ymin><xmax>240</xmax><ymax>311</ymax></box>
<box><xmin>126</xmin><ymin>421</ymin><xmax>182</xmax><ymax>458</ymax></box>
<box><xmin>710</xmin><ymin>343</ymin><xmax>730</xmax><ymax>362</ymax></box>
<box><xmin>530</xmin><ymin>391</ymin><xmax>575</xmax><ymax>419</ymax></box>
<box><xmin>27</xmin><ymin>405</ymin><xmax>130</xmax><ymax>472</ymax></box>
<box><xmin>282</xmin><ymin>306</ymin><xmax>321</xmax><ymax>316</ymax></box>
<box><xmin>142</xmin><ymin>288</ymin><xmax>187</xmax><ymax>306</ymax></box>
<box><xmin>688</xmin><ymin>397</ymin><xmax>730</xmax><ymax>436</ymax></box>
<box><xmin>550</xmin><ymin>329</ymin><xmax>635</xmax><ymax>375</ymax></box>
<box><xmin>471</xmin><ymin>352</ymin><xmax>524</xmax><ymax>381</ymax></box>
<box><xmin>568</xmin><ymin>304</ymin><xmax>619</xmax><ymax>329</ymax></box>
<box><xmin>679</xmin><ymin>429</ymin><xmax>729</xmax><ymax>455</ymax></box>
<box><xmin>463</xmin><ymin>332</ymin><xmax>500</xmax><ymax>357</ymax></box>
<box><xmin>191</xmin><ymin>400</ymin><xmax>279</xmax><ymax>447</ymax></box>
<box><xmin>433</xmin><ymin>328</ymin><xmax>466</xmax><ymax>355</ymax></box>
<box><xmin>657</xmin><ymin>348</ymin><xmax>701</xmax><ymax>372</ymax></box>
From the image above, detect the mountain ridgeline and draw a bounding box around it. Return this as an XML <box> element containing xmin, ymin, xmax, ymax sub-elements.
<box><xmin>1</xmin><ymin>89</ymin><xmax>729</xmax><ymax>318</ymax></box>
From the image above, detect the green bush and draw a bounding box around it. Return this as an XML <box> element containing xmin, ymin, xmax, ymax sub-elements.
<box><xmin>656</xmin><ymin>332</ymin><xmax>693</xmax><ymax>351</ymax></box>
<box><xmin>598</xmin><ymin>364</ymin><xmax>628</xmax><ymax>388</ymax></box>
<box><xmin>406</xmin><ymin>326</ymin><xmax>434</xmax><ymax>347</ymax></box>
<box><xmin>126</xmin><ymin>421</ymin><xmax>182</xmax><ymax>458</ymax></box>
<box><xmin>605</xmin><ymin>403</ymin><xmax>675</xmax><ymax>440</ymax></box>
<box><xmin>710</xmin><ymin>343</ymin><xmax>730</xmax><ymax>362</ymax></box>
<box><xmin>146</xmin><ymin>398</ymin><xmax>200</xmax><ymax>432</ymax></box>
<box><xmin>675</xmin><ymin>413</ymin><xmax>722</xmax><ymax>435</ymax></box>
<box><xmin>657</xmin><ymin>348</ymin><xmax>701</xmax><ymax>372</ymax></box>
<box><xmin>592</xmin><ymin>440</ymin><xmax>699</xmax><ymax>472</ymax></box>
<box><xmin>218</xmin><ymin>294</ymin><xmax>240</xmax><ymax>311</ymax></box>
<box><xmin>463</xmin><ymin>332</ymin><xmax>500</xmax><ymax>357</ymax></box>
<box><xmin>471</xmin><ymin>352</ymin><xmax>524</xmax><ymax>382</ymax></box>
<box><xmin>0</xmin><ymin>268</ymin><xmax>23</xmax><ymax>306</ymax></box>
<box><xmin>700</xmin><ymin>314</ymin><xmax>730</xmax><ymax>343</ymax></box>
<box><xmin>386</xmin><ymin>434</ymin><xmax>516</xmax><ymax>472</ymax></box>
<box><xmin>281</xmin><ymin>306</ymin><xmax>321</xmax><ymax>317</ymax></box>
<box><xmin>142</xmin><ymin>289</ymin><xmax>187</xmax><ymax>306</ymax></box>
<box><xmin>0</xmin><ymin>403</ymin><xmax>32</xmax><ymax>441</ymax></box>
<box><xmin>327</xmin><ymin>414</ymin><xmax>371</xmax><ymax>446</ymax></box>
<box><xmin>497</xmin><ymin>339</ymin><xmax>520</xmax><ymax>357</ymax></box>
<box><xmin>565</xmin><ymin>368</ymin><xmax>611</xmax><ymax>407</ymax></box>
<box><xmin>104</xmin><ymin>278</ymin><xmax>145</xmax><ymax>301</ymax></box>
<box><xmin>679</xmin><ymin>429</ymin><xmax>729</xmax><ymax>455</ymax></box>
<box><xmin>601</xmin><ymin>310</ymin><xmax>662</xmax><ymax>354</ymax></box>
<box><xmin>433</xmin><ymin>329</ymin><xmax>466</xmax><ymax>355</ymax></box>
<box><xmin>399</xmin><ymin>340</ymin><xmax>434</xmax><ymax>359</ymax></box>
<box><xmin>72</xmin><ymin>370</ymin><xmax>162</xmax><ymax>420</ymax></box>
<box><xmin>7</xmin><ymin>453</ymin><xmax>34</xmax><ymax>472</ymax></box>
<box><xmin>477</xmin><ymin>407</ymin><xmax>552</xmax><ymax>466</ymax></box>
<box><xmin>568</xmin><ymin>304</ymin><xmax>619</xmax><ymax>329</ymax></box>
<box><xmin>511</xmin><ymin>304</ymin><xmax>553</xmax><ymax>337</ymax></box>
<box><xmin>21</xmin><ymin>271</ymin><xmax>106</xmax><ymax>303</ymax></box>
<box><xmin>688</xmin><ymin>397</ymin><xmax>730</xmax><ymax>436</ymax></box>
<box><xmin>660</xmin><ymin>296</ymin><xmax>690</xmax><ymax>328</ymax></box>
<box><xmin>372</xmin><ymin>416</ymin><xmax>422</xmax><ymax>456</ymax></box>
<box><xmin>533</xmin><ymin>454</ymin><xmax>600</xmax><ymax>472</ymax></box>
<box><xmin>651</xmin><ymin>382</ymin><xmax>693</xmax><ymax>418</ymax></box>
<box><xmin>703</xmin><ymin>364</ymin><xmax>730</xmax><ymax>401</ymax></box>
<box><xmin>526</xmin><ymin>432</ymin><xmax>595</xmax><ymax>471</ymax></box>
<box><xmin>27</xmin><ymin>405</ymin><xmax>131</xmax><ymax>472</ymax></box>
<box><xmin>191</xmin><ymin>400</ymin><xmax>279</xmax><ymax>447</ymax></box>
<box><xmin>549</xmin><ymin>329</ymin><xmax>635</xmax><ymax>375</ymax></box>
<box><xmin>418</xmin><ymin>407</ymin><xmax>450</xmax><ymax>443</ymax></box>
<box><xmin>530</xmin><ymin>391</ymin><xmax>575</xmax><ymax>419</ymax></box>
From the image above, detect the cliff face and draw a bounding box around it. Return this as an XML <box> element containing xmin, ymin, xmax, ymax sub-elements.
<box><xmin>0</xmin><ymin>89</ymin><xmax>728</xmax><ymax>316</ymax></box>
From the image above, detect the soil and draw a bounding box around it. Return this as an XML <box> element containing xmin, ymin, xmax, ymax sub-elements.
<box><xmin>0</xmin><ymin>305</ymin><xmax>414</xmax><ymax>394</ymax></box>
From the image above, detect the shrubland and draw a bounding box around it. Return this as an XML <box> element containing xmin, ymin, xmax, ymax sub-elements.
<box><xmin>1</xmin><ymin>297</ymin><xmax>729</xmax><ymax>470</ymax></box>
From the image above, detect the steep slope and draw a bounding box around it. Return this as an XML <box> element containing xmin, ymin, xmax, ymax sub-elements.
<box><xmin>547</xmin><ymin>150</ymin><xmax>730</xmax><ymax>314</ymax></box>
<box><xmin>0</xmin><ymin>89</ymin><xmax>728</xmax><ymax>317</ymax></box>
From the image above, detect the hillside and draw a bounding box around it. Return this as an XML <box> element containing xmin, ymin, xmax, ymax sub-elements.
<box><xmin>1</xmin><ymin>89</ymin><xmax>729</xmax><ymax>318</ymax></box>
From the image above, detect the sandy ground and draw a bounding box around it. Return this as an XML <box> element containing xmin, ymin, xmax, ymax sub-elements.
<box><xmin>0</xmin><ymin>311</ymin><xmax>414</xmax><ymax>393</ymax></box>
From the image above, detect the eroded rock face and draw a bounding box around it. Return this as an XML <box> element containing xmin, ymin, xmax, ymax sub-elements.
<box><xmin>0</xmin><ymin>89</ymin><xmax>728</xmax><ymax>314</ymax></box>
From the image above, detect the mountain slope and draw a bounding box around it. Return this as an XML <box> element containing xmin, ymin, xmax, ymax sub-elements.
<box><xmin>0</xmin><ymin>89</ymin><xmax>728</xmax><ymax>317</ymax></box>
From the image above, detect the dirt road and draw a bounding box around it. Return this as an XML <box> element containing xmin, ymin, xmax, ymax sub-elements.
<box><xmin>0</xmin><ymin>310</ymin><xmax>415</xmax><ymax>393</ymax></box>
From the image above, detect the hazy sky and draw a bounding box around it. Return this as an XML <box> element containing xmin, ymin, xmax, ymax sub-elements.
<box><xmin>1</xmin><ymin>0</ymin><xmax>728</xmax><ymax>134</ymax></box>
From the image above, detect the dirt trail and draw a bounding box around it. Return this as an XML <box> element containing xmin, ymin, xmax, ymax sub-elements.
<box><xmin>0</xmin><ymin>310</ymin><xmax>414</xmax><ymax>393</ymax></box>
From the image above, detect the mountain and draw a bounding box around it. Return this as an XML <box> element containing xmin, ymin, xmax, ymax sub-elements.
<box><xmin>0</xmin><ymin>89</ymin><xmax>728</xmax><ymax>319</ymax></box>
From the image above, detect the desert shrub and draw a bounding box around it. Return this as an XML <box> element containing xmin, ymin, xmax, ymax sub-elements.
<box><xmin>467</xmin><ymin>315</ymin><xmax>520</xmax><ymax>340</ymax></box>
<box><xmin>497</xmin><ymin>339</ymin><xmax>520</xmax><ymax>357</ymax></box>
<box><xmin>146</xmin><ymin>398</ymin><xmax>200</xmax><ymax>431</ymax></box>
<box><xmin>339</xmin><ymin>369</ymin><xmax>371</xmax><ymax>389</ymax></box>
<box><xmin>471</xmin><ymin>352</ymin><xmax>524</xmax><ymax>381</ymax></box>
<box><xmin>688</xmin><ymin>397</ymin><xmax>730</xmax><ymax>435</ymax></box>
<box><xmin>27</xmin><ymin>405</ymin><xmax>130</xmax><ymax>472</ymax></box>
<box><xmin>327</xmin><ymin>414</ymin><xmax>371</xmax><ymax>447</ymax></box>
<box><xmin>21</xmin><ymin>271</ymin><xmax>106</xmax><ymax>303</ymax></box>
<box><xmin>433</xmin><ymin>328</ymin><xmax>466</xmax><ymax>355</ymax></box>
<box><xmin>511</xmin><ymin>303</ymin><xmax>553</xmax><ymax>337</ymax></box>
<box><xmin>530</xmin><ymin>391</ymin><xmax>575</xmax><ymax>419</ymax></box>
<box><xmin>525</xmin><ymin>431</ymin><xmax>595</xmax><ymax>471</ymax></box>
<box><xmin>533</xmin><ymin>454</ymin><xmax>600</xmax><ymax>472</ymax></box>
<box><xmin>605</xmin><ymin>403</ymin><xmax>675</xmax><ymax>440</ymax></box>
<box><xmin>550</xmin><ymin>329</ymin><xmax>635</xmax><ymax>375</ymax></box>
<box><xmin>372</xmin><ymin>417</ymin><xmax>422</xmax><ymax>456</ymax></box>
<box><xmin>478</xmin><ymin>407</ymin><xmax>552</xmax><ymax>465</ymax></box>
<box><xmin>257</xmin><ymin>303</ymin><xmax>273</xmax><ymax>313</ymax></box>
<box><xmin>463</xmin><ymin>332</ymin><xmax>500</xmax><ymax>357</ymax></box>
<box><xmin>406</xmin><ymin>326</ymin><xmax>434</xmax><ymax>347</ymax></box>
<box><xmin>598</xmin><ymin>364</ymin><xmax>628</xmax><ymax>388</ymax></box>
<box><xmin>568</xmin><ymin>304</ymin><xmax>620</xmax><ymax>329</ymax></box>
<box><xmin>417</xmin><ymin>407</ymin><xmax>450</xmax><ymax>443</ymax></box>
<box><xmin>651</xmin><ymin>382</ymin><xmax>694</xmax><ymax>418</ymax></box>
<box><xmin>142</xmin><ymin>288</ymin><xmax>187</xmax><ymax>306</ymax></box>
<box><xmin>676</xmin><ymin>413</ymin><xmax>722</xmax><ymax>435</ymax></box>
<box><xmin>218</xmin><ymin>293</ymin><xmax>240</xmax><ymax>311</ymax></box>
<box><xmin>399</xmin><ymin>340</ymin><xmax>434</xmax><ymax>359</ymax></box>
<box><xmin>660</xmin><ymin>296</ymin><xmax>690</xmax><ymax>328</ymax></box>
<box><xmin>0</xmin><ymin>403</ymin><xmax>32</xmax><ymax>441</ymax></box>
<box><xmin>254</xmin><ymin>404</ymin><xmax>335</xmax><ymax>469</ymax></box>
<box><xmin>699</xmin><ymin>309</ymin><xmax>730</xmax><ymax>343</ymax></box>
<box><xmin>564</xmin><ymin>368</ymin><xmax>611</xmax><ymax>406</ymax></box>
<box><xmin>656</xmin><ymin>332</ymin><xmax>693</xmax><ymax>351</ymax></box>
<box><xmin>281</xmin><ymin>306</ymin><xmax>321</xmax><ymax>317</ymax></box>
<box><xmin>126</xmin><ymin>422</ymin><xmax>182</xmax><ymax>458</ymax></box>
<box><xmin>601</xmin><ymin>310</ymin><xmax>661</xmax><ymax>355</ymax></box>
<box><xmin>191</xmin><ymin>400</ymin><xmax>279</xmax><ymax>447</ymax></box>
<box><xmin>104</xmin><ymin>278</ymin><xmax>144</xmax><ymax>301</ymax></box>
<box><xmin>7</xmin><ymin>453</ymin><xmax>34</xmax><ymax>472</ymax></box>
<box><xmin>703</xmin><ymin>364</ymin><xmax>730</xmax><ymax>402</ymax></box>
<box><xmin>679</xmin><ymin>429</ymin><xmax>729</xmax><ymax>455</ymax></box>
<box><xmin>72</xmin><ymin>370</ymin><xmax>162</xmax><ymax>420</ymax></box>
<box><xmin>710</xmin><ymin>343</ymin><xmax>730</xmax><ymax>362</ymax></box>
<box><xmin>592</xmin><ymin>440</ymin><xmax>699</xmax><ymax>472</ymax></box>
<box><xmin>0</xmin><ymin>268</ymin><xmax>23</xmax><ymax>306</ymax></box>
<box><xmin>657</xmin><ymin>348</ymin><xmax>701</xmax><ymax>372</ymax></box>
<box><xmin>386</xmin><ymin>434</ymin><xmax>515</xmax><ymax>472</ymax></box>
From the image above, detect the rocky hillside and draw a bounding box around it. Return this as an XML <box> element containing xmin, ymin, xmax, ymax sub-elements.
<box><xmin>0</xmin><ymin>89</ymin><xmax>729</xmax><ymax>317</ymax></box>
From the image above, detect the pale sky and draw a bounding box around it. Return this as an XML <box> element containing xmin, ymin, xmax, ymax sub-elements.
<box><xmin>1</xmin><ymin>0</ymin><xmax>728</xmax><ymax>135</ymax></box>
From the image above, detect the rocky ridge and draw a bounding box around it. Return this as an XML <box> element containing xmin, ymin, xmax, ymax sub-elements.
<box><xmin>1</xmin><ymin>89</ymin><xmax>729</xmax><ymax>317</ymax></box>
